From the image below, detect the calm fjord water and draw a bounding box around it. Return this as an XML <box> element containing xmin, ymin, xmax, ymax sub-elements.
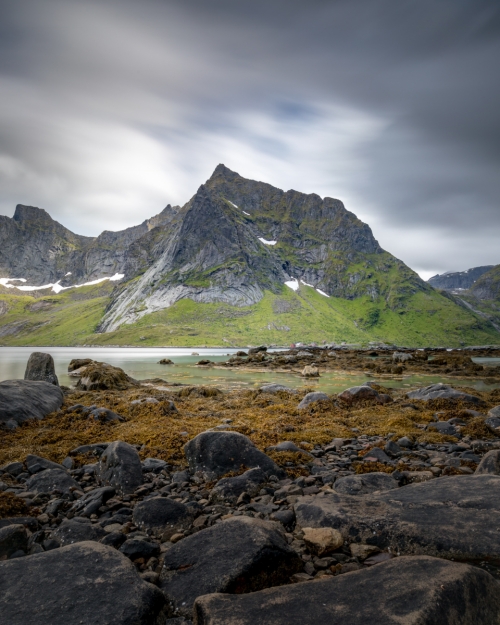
<box><xmin>1</xmin><ymin>347</ymin><xmax>499</xmax><ymax>394</ymax></box>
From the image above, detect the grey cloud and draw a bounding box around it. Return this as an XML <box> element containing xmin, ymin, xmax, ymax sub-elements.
<box><xmin>0</xmin><ymin>0</ymin><xmax>498</xmax><ymax>278</ymax></box>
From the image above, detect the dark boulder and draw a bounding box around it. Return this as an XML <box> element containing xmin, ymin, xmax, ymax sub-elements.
<box><xmin>0</xmin><ymin>524</ymin><xmax>28</xmax><ymax>559</ymax></box>
<box><xmin>133</xmin><ymin>497</ymin><xmax>194</xmax><ymax>539</ymax></box>
<box><xmin>119</xmin><ymin>538</ymin><xmax>160</xmax><ymax>561</ymax></box>
<box><xmin>295</xmin><ymin>475</ymin><xmax>500</xmax><ymax>564</ymax></box>
<box><xmin>337</xmin><ymin>386</ymin><xmax>380</xmax><ymax>404</ymax></box>
<box><xmin>297</xmin><ymin>392</ymin><xmax>329</xmax><ymax>409</ymax></box>
<box><xmin>97</xmin><ymin>441</ymin><xmax>143</xmax><ymax>495</ymax></box>
<box><xmin>194</xmin><ymin>556</ymin><xmax>500</xmax><ymax>625</ymax></box>
<box><xmin>24</xmin><ymin>352</ymin><xmax>58</xmax><ymax>386</ymax></box>
<box><xmin>334</xmin><ymin>472</ymin><xmax>398</xmax><ymax>496</ymax></box>
<box><xmin>142</xmin><ymin>458</ymin><xmax>168</xmax><ymax>473</ymax></box>
<box><xmin>362</xmin><ymin>447</ymin><xmax>392</xmax><ymax>463</ymax></box>
<box><xmin>53</xmin><ymin>518</ymin><xmax>107</xmax><ymax>546</ymax></box>
<box><xmin>0</xmin><ymin>380</ymin><xmax>63</xmax><ymax>427</ymax></box>
<box><xmin>475</xmin><ymin>450</ymin><xmax>500</xmax><ymax>475</ymax></box>
<box><xmin>0</xmin><ymin>541</ymin><xmax>166</xmax><ymax>625</ymax></box>
<box><xmin>25</xmin><ymin>454</ymin><xmax>65</xmax><ymax>474</ymax></box>
<box><xmin>425</xmin><ymin>421</ymin><xmax>458</xmax><ymax>436</ymax></box>
<box><xmin>184</xmin><ymin>431</ymin><xmax>284</xmax><ymax>480</ymax></box>
<box><xmin>159</xmin><ymin>516</ymin><xmax>302</xmax><ymax>618</ymax></box>
<box><xmin>210</xmin><ymin>467</ymin><xmax>267</xmax><ymax>503</ymax></box>
<box><xmin>407</xmin><ymin>383</ymin><xmax>484</xmax><ymax>405</ymax></box>
<box><xmin>69</xmin><ymin>486</ymin><xmax>115</xmax><ymax>517</ymax></box>
<box><xmin>25</xmin><ymin>469</ymin><xmax>79</xmax><ymax>495</ymax></box>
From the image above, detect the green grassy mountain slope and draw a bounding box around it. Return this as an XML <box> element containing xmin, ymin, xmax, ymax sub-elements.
<box><xmin>0</xmin><ymin>279</ymin><xmax>498</xmax><ymax>347</ymax></box>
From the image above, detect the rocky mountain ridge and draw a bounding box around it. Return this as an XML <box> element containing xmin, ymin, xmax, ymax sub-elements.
<box><xmin>428</xmin><ymin>265</ymin><xmax>494</xmax><ymax>292</ymax></box>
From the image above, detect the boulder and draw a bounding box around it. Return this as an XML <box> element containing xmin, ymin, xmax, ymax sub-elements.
<box><xmin>193</xmin><ymin>556</ymin><xmax>500</xmax><ymax>625</ymax></box>
<box><xmin>301</xmin><ymin>365</ymin><xmax>319</xmax><ymax>377</ymax></box>
<box><xmin>160</xmin><ymin>516</ymin><xmax>302</xmax><ymax>618</ymax></box>
<box><xmin>184</xmin><ymin>431</ymin><xmax>284</xmax><ymax>480</ymax></box>
<box><xmin>334</xmin><ymin>472</ymin><xmax>398</xmax><ymax>496</ymax></box>
<box><xmin>0</xmin><ymin>524</ymin><xmax>28</xmax><ymax>559</ymax></box>
<box><xmin>475</xmin><ymin>450</ymin><xmax>500</xmax><ymax>475</ymax></box>
<box><xmin>259</xmin><ymin>384</ymin><xmax>294</xmax><ymax>394</ymax></box>
<box><xmin>133</xmin><ymin>497</ymin><xmax>194</xmax><ymax>539</ymax></box>
<box><xmin>302</xmin><ymin>527</ymin><xmax>343</xmax><ymax>555</ymax></box>
<box><xmin>210</xmin><ymin>468</ymin><xmax>267</xmax><ymax>503</ymax></box>
<box><xmin>142</xmin><ymin>458</ymin><xmax>168</xmax><ymax>473</ymax></box>
<box><xmin>25</xmin><ymin>454</ymin><xmax>64</xmax><ymax>474</ymax></box>
<box><xmin>295</xmin><ymin>475</ymin><xmax>500</xmax><ymax>564</ymax></box>
<box><xmin>407</xmin><ymin>383</ymin><xmax>484</xmax><ymax>405</ymax></box>
<box><xmin>362</xmin><ymin>447</ymin><xmax>392</xmax><ymax>463</ymax></box>
<box><xmin>0</xmin><ymin>380</ymin><xmax>63</xmax><ymax>427</ymax></box>
<box><xmin>119</xmin><ymin>539</ymin><xmax>160</xmax><ymax>561</ymax></box>
<box><xmin>53</xmin><ymin>518</ymin><xmax>107</xmax><ymax>546</ymax></box>
<box><xmin>24</xmin><ymin>352</ymin><xmax>59</xmax><ymax>386</ymax></box>
<box><xmin>0</xmin><ymin>541</ymin><xmax>166</xmax><ymax>625</ymax></box>
<box><xmin>297</xmin><ymin>392</ymin><xmax>329</xmax><ymax>409</ymax></box>
<box><xmin>97</xmin><ymin>441</ymin><xmax>143</xmax><ymax>495</ymax></box>
<box><xmin>25</xmin><ymin>469</ymin><xmax>79</xmax><ymax>495</ymax></box>
<box><xmin>425</xmin><ymin>421</ymin><xmax>458</xmax><ymax>436</ymax></box>
<box><xmin>76</xmin><ymin>362</ymin><xmax>138</xmax><ymax>391</ymax></box>
<box><xmin>337</xmin><ymin>385</ymin><xmax>380</xmax><ymax>404</ymax></box>
<box><xmin>68</xmin><ymin>358</ymin><xmax>94</xmax><ymax>372</ymax></box>
<box><xmin>69</xmin><ymin>486</ymin><xmax>115</xmax><ymax>517</ymax></box>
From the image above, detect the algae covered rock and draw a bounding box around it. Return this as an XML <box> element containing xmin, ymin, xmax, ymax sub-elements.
<box><xmin>76</xmin><ymin>362</ymin><xmax>138</xmax><ymax>391</ymax></box>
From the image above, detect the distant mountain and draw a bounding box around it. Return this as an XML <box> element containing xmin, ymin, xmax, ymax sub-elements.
<box><xmin>428</xmin><ymin>266</ymin><xmax>494</xmax><ymax>292</ymax></box>
<box><xmin>469</xmin><ymin>265</ymin><xmax>500</xmax><ymax>301</ymax></box>
<box><xmin>0</xmin><ymin>164</ymin><xmax>499</xmax><ymax>347</ymax></box>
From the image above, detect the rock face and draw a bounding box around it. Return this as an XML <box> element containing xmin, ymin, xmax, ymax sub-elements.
<box><xmin>295</xmin><ymin>475</ymin><xmax>500</xmax><ymax>564</ymax></box>
<box><xmin>159</xmin><ymin>516</ymin><xmax>302</xmax><ymax>617</ymax></box>
<box><xmin>98</xmin><ymin>441</ymin><xmax>144</xmax><ymax>495</ymax></box>
<box><xmin>193</xmin><ymin>556</ymin><xmax>500</xmax><ymax>625</ymax></box>
<box><xmin>0</xmin><ymin>380</ymin><xmax>63</xmax><ymax>428</ymax></box>
<box><xmin>407</xmin><ymin>383</ymin><xmax>484</xmax><ymax>405</ymax></box>
<box><xmin>428</xmin><ymin>265</ymin><xmax>494</xmax><ymax>291</ymax></box>
<box><xmin>24</xmin><ymin>352</ymin><xmax>59</xmax><ymax>386</ymax></box>
<box><xmin>0</xmin><ymin>541</ymin><xmax>166</xmax><ymax>625</ymax></box>
<box><xmin>133</xmin><ymin>497</ymin><xmax>194</xmax><ymax>538</ymax></box>
<box><xmin>184</xmin><ymin>431</ymin><xmax>284</xmax><ymax>480</ymax></box>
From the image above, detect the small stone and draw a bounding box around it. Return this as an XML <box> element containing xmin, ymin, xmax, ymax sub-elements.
<box><xmin>349</xmin><ymin>544</ymin><xmax>381</xmax><ymax>560</ymax></box>
<box><xmin>104</xmin><ymin>523</ymin><xmax>123</xmax><ymax>533</ymax></box>
<box><xmin>170</xmin><ymin>533</ymin><xmax>184</xmax><ymax>543</ymax></box>
<box><xmin>302</xmin><ymin>527</ymin><xmax>343</xmax><ymax>556</ymax></box>
<box><xmin>37</xmin><ymin>514</ymin><xmax>49</xmax><ymax>524</ymax></box>
<box><xmin>364</xmin><ymin>552</ymin><xmax>394</xmax><ymax>566</ymax></box>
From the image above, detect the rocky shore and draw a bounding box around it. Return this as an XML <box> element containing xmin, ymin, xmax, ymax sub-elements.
<box><xmin>2</xmin><ymin>352</ymin><xmax>500</xmax><ymax>624</ymax></box>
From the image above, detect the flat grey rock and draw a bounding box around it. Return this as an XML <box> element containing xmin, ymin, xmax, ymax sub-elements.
<box><xmin>69</xmin><ymin>486</ymin><xmax>115</xmax><ymax>517</ymax></box>
<box><xmin>0</xmin><ymin>380</ymin><xmax>63</xmax><ymax>427</ymax></box>
<box><xmin>184</xmin><ymin>431</ymin><xmax>284</xmax><ymax>480</ymax></box>
<box><xmin>24</xmin><ymin>352</ymin><xmax>59</xmax><ymax>386</ymax></box>
<box><xmin>488</xmin><ymin>406</ymin><xmax>500</xmax><ymax>419</ymax></box>
<box><xmin>334</xmin><ymin>472</ymin><xmax>398</xmax><ymax>496</ymax></box>
<box><xmin>97</xmin><ymin>441</ymin><xmax>143</xmax><ymax>495</ymax></box>
<box><xmin>193</xmin><ymin>556</ymin><xmax>500</xmax><ymax>625</ymax></box>
<box><xmin>0</xmin><ymin>541</ymin><xmax>166</xmax><ymax>625</ymax></box>
<box><xmin>53</xmin><ymin>518</ymin><xmax>107</xmax><ymax>546</ymax></box>
<box><xmin>133</xmin><ymin>497</ymin><xmax>193</xmax><ymax>539</ymax></box>
<box><xmin>295</xmin><ymin>475</ymin><xmax>500</xmax><ymax>564</ymax></box>
<box><xmin>407</xmin><ymin>383</ymin><xmax>484</xmax><ymax>405</ymax></box>
<box><xmin>25</xmin><ymin>454</ymin><xmax>65</xmax><ymax>473</ymax></box>
<box><xmin>25</xmin><ymin>468</ymin><xmax>79</xmax><ymax>495</ymax></box>
<box><xmin>160</xmin><ymin>516</ymin><xmax>302</xmax><ymax>617</ymax></box>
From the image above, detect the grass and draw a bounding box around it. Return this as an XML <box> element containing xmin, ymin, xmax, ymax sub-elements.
<box><xmin>0</xmin><ymin>280</ymin><xmax>499</xmax><ymax>348</ymax></box>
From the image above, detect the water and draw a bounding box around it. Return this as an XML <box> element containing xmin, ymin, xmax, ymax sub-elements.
<box><xmin>1</xmin><ymin>347</ymin><xmax>499</xmax><ymax>394</ymax></box>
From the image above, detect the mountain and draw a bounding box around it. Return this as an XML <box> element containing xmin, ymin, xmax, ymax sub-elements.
<box><xmin>428</xmin><ymin>266</ymin><xmax>494</xmax><ymax>292</ymax></box>
<box><xmin>1</xmin><ymin>165</ymin><xmax>499</xmax><ymax>347</ymax></box>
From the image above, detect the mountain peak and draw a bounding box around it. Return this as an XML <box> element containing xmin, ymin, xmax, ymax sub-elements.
<box><xmin>13</xmin><ymin>204</ymin><xmax>54</xmax><ymax>224</ymax></box>
<box><xmin>209</xmin><ymin>163</ymin><xmax>240</xmax><ymax>182</ymax></box>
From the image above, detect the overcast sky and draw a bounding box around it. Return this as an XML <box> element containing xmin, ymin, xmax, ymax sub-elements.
<box><xmin>0</xmin><ymin>0</ymin><xmax>499</xmax><ymax>280</ymax></box>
